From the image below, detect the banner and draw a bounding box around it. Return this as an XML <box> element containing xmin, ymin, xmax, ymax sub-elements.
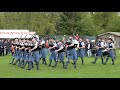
<box><xmin>0</xmin><ymin>30</ymin><xmax>36</xmax><ymax>38</ymax></box>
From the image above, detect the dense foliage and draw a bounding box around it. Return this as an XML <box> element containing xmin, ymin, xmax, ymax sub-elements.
<box><xmin>0</xmin><ymin>12</ymin><xmax>120</xmax><ymax>36</ymax></box>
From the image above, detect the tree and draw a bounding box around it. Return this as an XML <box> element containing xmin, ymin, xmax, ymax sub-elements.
<box><xmin>56</xmin><ymin>12</ymin><xmax>97</xmax><ymax>35</ymax></box>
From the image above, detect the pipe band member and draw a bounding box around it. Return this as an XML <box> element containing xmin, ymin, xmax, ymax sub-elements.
<box><xmin>40</xmin><ymin>39</ymin><xmax>48</xmax><ymax>65</ymax></box>
<box><xmin>77</xmin><ymin>38</ymin><xmax>85</xmax><ymax>65</ymax></box>
<box><xmin>28</xmin><ymin>36</ymin><xmax>40</xmax><ymax>70</ymax></box>
<box><xmin>63</xmin><ymin>36</ymin><xmax>78</xmax><ymax>69</ymax></box>
<box><xmin>18</xmin><ymin>39</ymin><xmax>26</xmax><ymax>67</ymax></box>
<box><xmin>104</xmin><ymin>38</ymin><xmax>116</xmax><ymax>65</ymax></box>
<box><xmin>21</xmin><ymin>39</ymin><xmax>30</xmax><ymax>69</ymax></box>
<box><xmin>91</xmin><ymin>38</ymin><xmax>105</xmax><ymax>64</ymax></box>
<box><xmin>54</xmin><ymin>40</ymin><xmax>65</xmax><ymax>68</ymax></box>
<box><xmin>48</xmin><ymin>38</ymin><xmax>58</xmax><ymax>67</ymax></box>
<box><xmin>13</xmin><ymin>39</ymin><xmax>21</xmax><ymax>66</ymax></box>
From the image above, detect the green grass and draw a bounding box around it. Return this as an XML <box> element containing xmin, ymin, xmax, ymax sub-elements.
<box><xmin>0</xmin><ymin>49</ymin><xmax>120</xmax><ymax>78</ymax></box>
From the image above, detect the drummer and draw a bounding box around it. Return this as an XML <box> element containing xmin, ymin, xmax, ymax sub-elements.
<box><xmin>104</xmin><ymin>38</ymin><xmax>116</xmax><ymax>65</ymax></box>
<box><xmin>91</xmin><ymin>38</ymin><xmax>105</xmax><ymax>64</ymax></box>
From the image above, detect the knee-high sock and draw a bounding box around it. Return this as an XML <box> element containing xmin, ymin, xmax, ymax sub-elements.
<box><xmin>65</xmin><ymin>60</ymin><xmax>69</xmax><ymax>68</ymax></box>
<box><xmin>28</xmin><ymin>61</ymin><xmax>32</xmax><ymax>70</ymax></box>
<box><xmin>18</xmin><ymin>59</ymin><xmax>20</xmax><ymax>65</ymax></box>
<box><xmin>104</xmin><ymin>57</ymin><xmax>109</xmax><ymax>64</ymax></box>
<box><xmin>93</xmin><ymin>57</ymin><xmax>98</xmax><ymax>63</ymax></box>
<box><xmin>22</xmin><ymin>60</ymin><xmax>28</xmax><ymax>68</ymax></box>
<box><xmin>11</xmin><ymin>58</ymin><xmax>15</xmax><ymax>64</ymax></box>
<box><xmin>13</xmin><ymin>59</ymin><xmax>19</xmax><ymax>65</ymax></box>
<box><xmin>48</xmin><ymin>60</ymin><xmax>52</xmax><ymax>66</ymax></box>
<box><xmin>101</xmin><ymin>57</ymin><xmax>104</xmax><ymax>64</ymax></box>
<box><xmin>42</xmin><ymin>58</ymin><xmax>44</xmax><ymax>64</ymax></box>
<box><xmin>31</xmin><ymin>62</ymin><xmax>34</xmax><ymax>68</ymax></box>
<box><xmin>43</xmin><ymin>58</ymin><xmax>47</xmax><ymax>64</ymax></box>
<box><xmin>81</xmin><ymin>58</ymin><xmax>84</xmax><ymax>64</ymax></box>
<box><xmin>36</xmin><ymin>62</ymin><xmax>39</xmax><ymax>70</ymax></box>
<box><xmin>19</xmin><ymin>60</ymin><xmax>23</xmax><ymax>67</ymax></box>
<box><xmin>74</xmin><ymin>60</ymin><xmax>76</xmax><ymax>68</ymax></box>
<box><xmin>112</xmin><ymin>59</ymin><xmax>114</xmax><ymax>65</ymax></box>
<box><xmin>22</xmin><ymin>60</ymin><xmax>25</xmax><ymax>66</ymax></box>
<box><xmin>44</xmin><ymin>58</ymin><xmax>47</xmax><ymax>64</ymax></box>
<box><xmin>53</xmin><ymin>60</ymin><xmax>58</xmax><ymax>67</ymax></box>
<box><xmin>61</xmin><ymin>61</ymin><xmax>65</xmax><ymax>67</ymax></box>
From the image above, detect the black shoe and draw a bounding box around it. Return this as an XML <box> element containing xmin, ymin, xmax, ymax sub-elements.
<box><xmin>103</xmin><ymin>63</ymin><xmax>106</xmax><ymax>65</ymax></box>
<box><xmin>112</xmin><ymin>63</ymin><xmax>115</xmax><ymax>65</ymax></box>
<box><xmin>32</xmin><ymin>66</ymin><xmax>34</xmax><ymax>69</ymax></box>
<box><xmin>36</xmin><ymin>68</ymin><xmax>40</xmax><ymax>70</ymax></box>
<box><xmin>63</xmin><ymin>67</ymin><xmax>67</xmax><ymax>69</ymax></box>
<box><xmin>102</xmin><ymin>62</ymin><xmax>104</xmax><ymax>64</ymax></box>
<box><xmin>48</xmin><ymin>65</ymin><xmax>51</xmax><ymax>67</ymax></box>
<box><xmin>71</xmin><ymin>63</ymin><xmax>74</xmax><ymax>65</ymax></box>
<box><xmin>91</xmin><ymin>62</ymin><xmax>95</xmax><ymax>64</ymax></box>
<box><xmin>13</xmin><ymin>63</ymin><xmax>16</xmax><ymax>65</ymax></box>
<box><xmin>26</xmin><ymin>68</ymin><xmax>31</xmax><ymax>70</ymax></box>
<box><xmin>44</xmin><ymin>63</ymin><xmax>47</xmax><ymax>65</ymax></box>
<box><xmin>52</xmin><ymin>65</ymin><xmax>56</xmax><ymax>68</ymax></box>
<box><xmin>36</xmin><ymin>65</ymin><xmax>39</xmax><ymax>70</ymax></box>
<box><xmin>21</xmin><ymin>66</ymin><xmax>25</xmax><ymax>69</ymax></box>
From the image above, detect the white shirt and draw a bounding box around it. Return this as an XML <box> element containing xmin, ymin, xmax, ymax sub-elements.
<box><xmin>88</xmin><ymin>43</ymin><xmax>90</xmax><ymax>49</ymax></box>
<box><xmin>100</xmin><ymin>42</ymin><xmax>105</xmax><ymax>47</ymax></box>
<box><xmin>41</xmin><ymin>40</ymin><xmax>45</xmax><ymax>45</ymax></box>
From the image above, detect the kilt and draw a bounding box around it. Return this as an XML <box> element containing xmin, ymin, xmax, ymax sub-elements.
<box><xmin>96</xmin><ymin>49</ymin><xmax>103</xmax><ymax>57</ymax></box>
<box><xmin>41</xmin><ymin>48</ymin><xmax>48</xmax><ymax>58</ymax></box>
<box><xmin>66</xmin><ymin>48</ymin><xmax>77</xmax><ymax>60</ymax></box>
<box><xmin>23</xmin><ymin>51</ymin><xmax>27</xmax><ymax>59</ymax></box>
<box><xmin>25</xmin><ymin>52</ymin><xmax>30</xmax><ymax>61</ymax></box>
<box><xmin>102</xmin><ymin>50</ymin><xmax>109</xmax><ymax>56</ymax></box>
<box><xmin>77</xmin><ymin>48</ymin><xmax>85</xmax><ymax>58</ymax></box>
<box><xmin>108</xmin><ymin>49</ymin><xmax>115</xmax><ymax>59</ymax></box>
<box><xmin>57</xmin><ymin>52</ymin><xmax>64</xmax><ymax>61</ymax></box>
<box><xmin>16</xmin><ymin>50</ymin><xmax>20</xmax><ymax>60</ymax></box>
<box><xmin>19</xmin><ymin>50</ymin><xmax>24</xmax><ymax>60</ymax></box>
<box><xmin>29</xmin><ymin>51</ymin><xmax>40</xmax><ymax>62</ymax></box>
<box><xmin>49</xmin><ymin>50</ymin><xmax>57</xmax><ymax>60</ymax></box>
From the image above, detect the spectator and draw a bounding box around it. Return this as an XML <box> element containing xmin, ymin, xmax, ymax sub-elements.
<box><xmin>7</xmin><ymin>40</ymin><xmax>12</xmax><ymax>54</ymax></box>
<box><xmin>1</xmin><ymin>39</ymin><xmax>5</xmax><ymax>56</ymax></box>
<box><xmin>4</xmin><ymin>40</ymin><xmax>7</xmax><ymax>55</ymax></box>
<box><xmin>0</xmin><ymin>40</ymin><xmax>2</xmax><ymax>56</ymax></box>
<box><xmin>86</xmin><ymin>39</ymin><xmax>92</xmax><ymax>57</ymax></box>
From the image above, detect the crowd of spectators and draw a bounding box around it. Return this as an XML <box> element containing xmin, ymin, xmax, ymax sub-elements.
<box><xmin>0</xmin><ymin>39</ymin><xmax>13</xmax><ymax>56</ymax></box>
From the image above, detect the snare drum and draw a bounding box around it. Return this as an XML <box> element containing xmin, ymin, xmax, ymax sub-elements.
<box><xmin>102</xmin><ymin>50</ymin><xmax>108</xmax><ymax>56</ymax></box>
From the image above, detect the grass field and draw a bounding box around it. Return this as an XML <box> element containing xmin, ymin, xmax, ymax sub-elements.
<box><xmin>0</xmin><ymin>49</ymin><xmax>120</xmax><ymax>78</ymax></box>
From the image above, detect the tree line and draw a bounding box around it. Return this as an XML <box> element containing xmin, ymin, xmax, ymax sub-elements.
<box><xmin>0</xmin><ymin>12</ymin><xmax>120</xmax><ymax>36</ymax></box>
